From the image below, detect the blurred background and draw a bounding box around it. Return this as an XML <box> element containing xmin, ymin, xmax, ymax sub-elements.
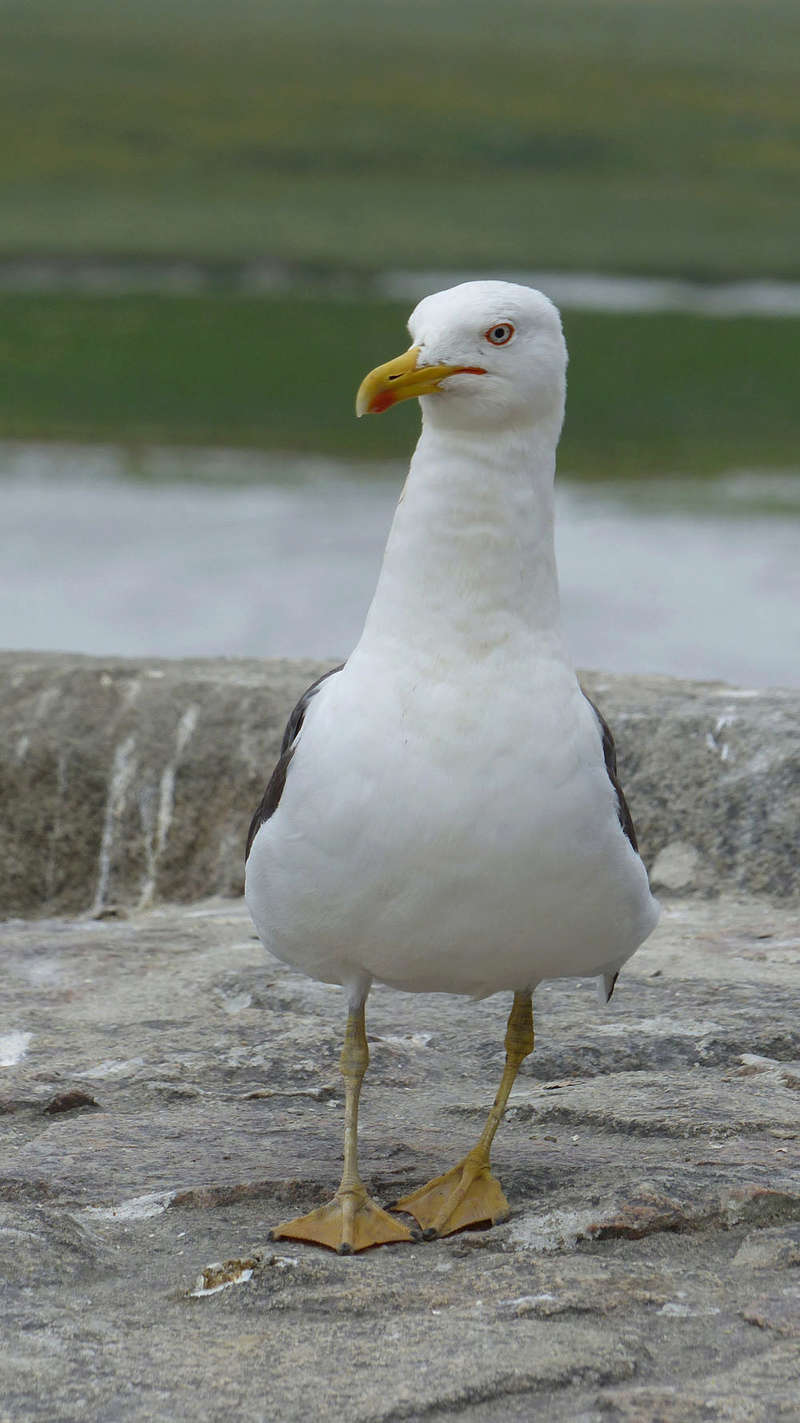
<box><xmin>1</xmin><ymin>0</ymin><xmax>798</xmax><ymax>685</ymax></box>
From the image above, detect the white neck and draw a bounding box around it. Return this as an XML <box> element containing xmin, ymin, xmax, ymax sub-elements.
<box><xmin>355</xmin><ymin>416</ymin><xmax>565</xmax><ymax>670</ymax></box>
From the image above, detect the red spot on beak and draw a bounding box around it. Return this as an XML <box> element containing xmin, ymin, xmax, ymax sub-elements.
<box><xmin>370</xmin><ymin>390</ymin><xmax>396</xmax><ymax>414</ymax></box>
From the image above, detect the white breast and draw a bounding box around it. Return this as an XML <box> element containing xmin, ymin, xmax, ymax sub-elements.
<box><xmin>245</xmin><ymin>645</ymin><xmax>658</xmax><ymax>998</ymax></box>
<box><xmin>246</xmin><ymin>394</ymin><xmax>658</xmax><ymax>999</ymax></box>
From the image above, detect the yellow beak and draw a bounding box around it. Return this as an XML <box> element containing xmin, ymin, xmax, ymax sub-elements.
<box><xmin>355</xmin><ymin>345</ymin><xmax>486</xmax><ymax>417</ymax></box>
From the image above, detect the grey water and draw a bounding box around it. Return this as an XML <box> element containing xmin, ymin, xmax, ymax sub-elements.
<box><xmin>3</xmin><ymin>259</ymin><xmax>800</xmax><ymax>316</ymax></box>
<box><xmin>2</xmin><ymin>442</ymin><xmax>799</xmax><ymax>688</ymax></box>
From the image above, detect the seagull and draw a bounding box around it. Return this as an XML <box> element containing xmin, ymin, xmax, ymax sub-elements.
<box><xmin>245</xmin><ymin>280</ymin><xmax>660</xmax><ymax>1254</ymax></box>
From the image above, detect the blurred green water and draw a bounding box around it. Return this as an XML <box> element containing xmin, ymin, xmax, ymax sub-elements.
<box><xmin>2</xmin><ymin>0</ymin><xmax>797</xmax><ymax>479</ymax></box>
<box><xmin>1</xmin><ymin>294</ymin><xmax>797</xmax><ymax>478</ymax></box>
<box><xmin>1</xmin><ymin>0</ymin><xmax>799</xmax><ymax>276</ymax></box>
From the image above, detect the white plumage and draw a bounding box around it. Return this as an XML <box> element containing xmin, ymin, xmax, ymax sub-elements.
<box><xmin>246</xmin><ymin>281</ymin><xmax>658</xmax><ymax>1001</ymax></box>
<box><xmin>244</xmin><ymin>281</ymin><xmax>659</xmax><ymax>1253</ymax></box>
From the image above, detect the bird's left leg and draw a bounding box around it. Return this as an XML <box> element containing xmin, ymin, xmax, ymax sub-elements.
<box><xmin>391</xmin><ymin>990</ymin><xmax>534</xmax><ymax>1239</ymax></box>
<box><xmin>269</xmin><ymin>995</ymin><xmax>416</xmax><ymax>1254</ymax></box>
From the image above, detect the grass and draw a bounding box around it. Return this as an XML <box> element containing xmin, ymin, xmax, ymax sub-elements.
<box><xmin>1</xmin><ymin>0</ymin><xmax>799</xmax><ymax>276</ymax></box>
<box><xmin>1</xmin><ymin>293</ymin><xmax>797</xmax><ymax>477</ymax></box>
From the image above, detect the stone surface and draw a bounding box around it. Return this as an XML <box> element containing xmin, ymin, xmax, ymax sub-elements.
<box><xmin>732</xmin><ymin>1225</ymin><xmax>800</xmax><ymax>1271</ymax></box>
<box><xmin>2</xmin><ymin>652</ymin><xmax>799</xmax><ymax>918</ymax></box>
<box><xmin>1</xmin><ymin>895</ymin><xmax>799</xmax><ymax>1421</ymax></box>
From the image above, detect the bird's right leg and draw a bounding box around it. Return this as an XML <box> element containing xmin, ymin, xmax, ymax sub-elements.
<box><xmin>269</xmin><ymin>997</ymin><xmax>416</xmax><ymax>1254</ymax></box>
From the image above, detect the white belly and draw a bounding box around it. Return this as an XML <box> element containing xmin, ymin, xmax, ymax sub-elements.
<box><xmin>245</xmin><ymin>655</ymin><xmax>659</xmax><ymax>997</ymax></box>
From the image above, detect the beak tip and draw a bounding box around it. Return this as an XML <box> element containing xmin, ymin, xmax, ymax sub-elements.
<box><xmin>356</xmin><ymin>345</ymin><xmax>420</xmax><ymax>422</ymax></box>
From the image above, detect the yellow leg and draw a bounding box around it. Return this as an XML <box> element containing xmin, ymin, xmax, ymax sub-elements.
<box><xmin>391</xmin><ymin>991</ymin><xmax>534</xmax><ymax>1239</ymax></box>
<box><xmin>269</xmin><ymin>1001</ymin><xmax>416</xmax><ymax>1254</ymax></box>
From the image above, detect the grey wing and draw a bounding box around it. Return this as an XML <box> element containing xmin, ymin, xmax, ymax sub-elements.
<box><xmin>245</xmin><ymin>664</ymin><xmax>344</xmax><ymax>862</ymax></box>
<box><xmin>583</xmin><ymin>692</ymin><xmax>638</xmax><ymax>852</ymax></box>
<box><xmin>583</xmin><ymin>692</ymin><xmax>640</xmax><ymax>1003</ymax></box>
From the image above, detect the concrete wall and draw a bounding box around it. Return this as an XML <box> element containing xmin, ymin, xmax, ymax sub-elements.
<box><xmin>2</xmin><ymin>651</ymin><xmax>798</xmax><ymax>917</ymax></box>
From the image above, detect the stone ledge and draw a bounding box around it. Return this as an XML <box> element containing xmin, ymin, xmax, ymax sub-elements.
<box><xmin>0</xmin><ymin>896</ymin><xmax>798</xmax><ymax>1421</ymax></box>
<box><xmin>1</xmin><ymin>651</ymin><xmax>798</xmax><ymax>917</ymax></box>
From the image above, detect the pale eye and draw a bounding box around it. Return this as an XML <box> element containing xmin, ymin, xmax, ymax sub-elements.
<box><xmin>485</xmin><ymin>321</ymin><xmax>515</xmax><ymax>346</ymax></box>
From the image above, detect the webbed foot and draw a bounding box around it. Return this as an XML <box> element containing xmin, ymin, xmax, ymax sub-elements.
<box><xmin>390</xmin><ymin>1151</ymin><xmax>509</xmax><ymax>1239</ymax></box>
<box><xmin>270</xmin><ymin>1184</ymin><xmax>417</xmax><ymax>1254</ymax></box>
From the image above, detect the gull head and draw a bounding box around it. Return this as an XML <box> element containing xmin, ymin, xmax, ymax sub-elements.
<box><xmin>356</xmin><ymin>280</ymin><xmax>567</xmax><ymax>435</ymax></box>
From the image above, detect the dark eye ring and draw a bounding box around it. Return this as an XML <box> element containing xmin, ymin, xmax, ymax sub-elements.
<box><xmin>485</xmin><ymin>322</ymin><xmax>515</xmax><ymax>346</ymax></box>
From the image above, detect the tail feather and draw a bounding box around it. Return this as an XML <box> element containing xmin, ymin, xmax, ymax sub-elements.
<box><xmin>597</xmin><ymin>969</ymin><xmax>620</xmax><ymax>1005</ymax></box>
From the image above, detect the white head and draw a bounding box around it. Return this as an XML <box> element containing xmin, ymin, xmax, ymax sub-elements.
<box><xmin>357</xmin><ymin>280</ymin><xmax>567</xmax><ymax>437</ymax></box>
